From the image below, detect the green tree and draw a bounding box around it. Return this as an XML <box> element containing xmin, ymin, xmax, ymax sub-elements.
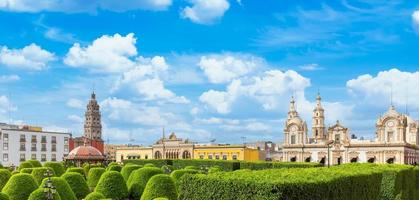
<box><xmin>127</xmin><ymin>167</ymin><xmax>163</xmax><ymax>199</ymax></box>
<box><xmin>94</xmin><ymin>171</ymin><xmax>128</xmax><ymax>200</ymax></box>
<box><xmin>1</xmin><ymin>174</ymin><xmax>38</xmax><ymax>200</ymax></box>
<box><xmin>141</xmin><ymin>174</ymin><xmax>178</xmax><ymax>200</ymax></box>
<box><xmin>61</xmin><ymin>172</ymin><xmax>90</xmax><ymax>199</ymax></box>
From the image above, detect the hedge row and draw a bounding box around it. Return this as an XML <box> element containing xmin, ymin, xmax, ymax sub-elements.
<box><xmin>178</xmin><ymin>164</ymin><xmax>418</xmax><ymax>200</ymax></box>
<box><xmin>123</xmin><ymin>159</ymin><xmax>172</xmax><ymax>167</ymax></box>
<box><xmin>239</xmin><ymin>161</ymin><xmax>321</xmax><ymax>170</ymax></box>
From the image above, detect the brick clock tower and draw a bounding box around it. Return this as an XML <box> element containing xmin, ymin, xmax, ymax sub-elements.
<box><xmin>69</xmin><ymin>92</ymin><xmax>104</xmax><ymax>154</ymax></box>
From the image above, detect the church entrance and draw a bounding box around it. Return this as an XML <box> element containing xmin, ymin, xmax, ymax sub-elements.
<box><xmin>290</xmin><ymin>157</ymin><xmax>297</xmax><ymax>162</ymax></box>
<box><xmin>386</xmin><ymin>157</ymin><xmax>395</xmax><ymax>164</ymax></box>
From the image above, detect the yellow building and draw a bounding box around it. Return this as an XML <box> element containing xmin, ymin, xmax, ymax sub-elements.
<box><xmin>115</xmin><ymin>146</ymin><xmax>153</xmax><ymax>163</ymax></box>
<box><xmin>193</xmin><ymin>145</ymin><xmax>261</xmax><ymax>161</ymax></box>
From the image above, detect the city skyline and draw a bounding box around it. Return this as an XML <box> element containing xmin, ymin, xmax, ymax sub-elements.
<box><xmin>0</xmin><ymin>1</ymin><xmax>419</xmax><ymax>145</ymax></box>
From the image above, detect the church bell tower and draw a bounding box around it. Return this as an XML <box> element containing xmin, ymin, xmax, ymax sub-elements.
<box><xmin>312</xmin><ymin>92</ymin><xmax>326</xmax><ymax>141</ymax></box>
<box><xmin>84</xmin><ymin>91</ymin><xmax>102</xmax><ymax>140</ymax></box>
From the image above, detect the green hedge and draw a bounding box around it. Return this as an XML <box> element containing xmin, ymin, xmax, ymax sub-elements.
<box><xmin>0</xmin><ymin>192</ymin><xmax>8</xmax><ymax>200</ymax></box>
<box><xmin>0</xmin><ymin>169</ymin><xmax>12</xmax><ymax>191</ymax></box>
<box><xmin>82</xmin><ymin>163</ymin><xmax>103</xmax><ymax>176</ymax></box>
<box><xmin>239</xmin><ymin>161</ymin><xmax>321</xmax><ymax>170</ymax></box>
<box><xmin>127</xmin><ymin>167</ymin><xmax>164</xmax><ymax>199</ymax></box>
<box><xmin>19</xmin><ymin>168</ymin><xmax>33</xmax><ymax>174</ymax></box>
<box><xmin>18</xmin><ymin>161</ymin><xmax>33</xmax><ymax>172</ymax></box>
<box><xmin>40</xmin><ymin>177</ymin><xmax>77</xmax><ymax>200</ymax></box>
<box><xmin>61</xmin><ymin>172</ymin><xmax>90</xmax><ymax>199</ymax></box>
<box><xmin>1</xmin><ymin>174</ymin><xmax>38</xmax><ymax>200</ymax></box>
<box><xmin>123</xmin><ymin>159</ymin><xmax>172</xmax><ymax>167</ymax></box>
<box><xmin>31</xmin><ymin>167</ymin><xmax>55</xmax><ymax>185</ymax></box>
<box><xmin>94</xmin><ymin>171</ymin><xmax>128</xmax><ymax>200</ymax></box>
<box><xmin>66</xmin><ymin>167</ymin><xmax>85</xmax><ymax>177</ymax></box>
<box><xmin>173</xmin><ymin>160</ymin><xmax>240</xmax><ymax>171</ymax></box>
<box><xmin>28</xmin><ymin>188</ymin><xmax>61</xmax><ymax>200</ymax></box>
<box><xmin>43</xmin><ymin>162</ymin><xmax>65</xmax><ymax>176</ymax></box>
<box><xmin>178</xmin><ymin>164</ymin><xmax>417</xmax><ymax>200</ymax></box>
<box><xmin>107</xmin><ymin>164</ymin><xmax>122</xmax><ymax>172</ymax></box>
<box><xmin>84</xmin><ymin>192</ymin><xmax>106</xmax><ymax>200</ymax></box>
<box><xmin>170</xmin><ymin>169</ymin><xmax>199</xmax><ymax>187</ymax></box>
<box><xmin>121</xmin><ymin>164</ymin><xmax>142</xmax><ymax>181</ymax></box>
<box><xmin>415</xmin><ymin>167</ymin><xmax>419</xmax><ymax>200</ymax></box>
<box><xmin>27</xmin><ymin>160</ymin><xmax>42</xmax><ymax>168</ymax></box>
<box><xmin>87</xmin><ymin>168</ymin><xmax>106</xmax><ymax>188</ymax></box>
<box><xmin>141</xmin><ymin>174</ymin><xmax>177</xmax><ymax>200</ymax></box>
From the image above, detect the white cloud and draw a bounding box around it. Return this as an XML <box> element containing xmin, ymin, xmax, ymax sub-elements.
<box><xmin>0</xmin><ymin>95</ymin><xmax>17</xmax><ymax>121</ymax></box>
<box><xmin>347</xmin><ymin>68</ymin><xmax>419</xmax><ymax>108</ymax></box>
<box><xmin>412</xmin><ymin>10</ymin><xmax>419</xmax><ymax>34</ymax></box>
<box><xmin>199</xmin><ymin>79</ymin><xmax>241</xmax><ymax>114</ymax></box>
<box><xmin>135</xmin><ymin>78</ymin><xmax>190</xmax><ymax>104</ymax></box>
<box><xmin>66</xmin><ymin>98</ymin><xmax>84</xmax><ymax>109</ymax></box>
<box><xmin>0</xmin><ymin>44</ymin><xmax>55</xmax><ymax>70</ymax></box>
<box><xmin>67</xmin><ymin>114</ymin><xmax>83</xmax><ymax>123</ymax></box>
<box><xmin>194</xmin><ymin>117</ymin><xmax>240</xmax><ymax>125</ymax></box>
<box><xmin>298</xmin><ymin>63</ymin><xmax>324</xmax><ymax>71</ymax></box>
<box><xmin>181</xmin><ymin>0</ymin><xmax>229</xmax><ymax>25</ymax></box>
<box><xmin>0</xmin><ymin>75</ymin><xmax>20</xmax><ymax>83</ymax></box>
<box><xmin>64</xmin><ymin>33</ymin><xmax>137</xmax><ymax>73</ymax></box>
<box><xmin>198</xmin><ymin>54</ymin><xmax>263</xmax><ymax>84</ymax></box>
<box><xmin>0</xmin><ymin>0</ymin><xmax>172</xmax><ymax>13</ymax></box>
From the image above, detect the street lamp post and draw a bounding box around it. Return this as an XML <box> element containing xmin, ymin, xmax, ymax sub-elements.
<box><xmin>43</xmin><ymin>169</ymin><xmax>56</xmax><ymax>200</ymax></box>
<box><xmin>327</xmin><ymin>140</ymin><xmax>334</xmax><ymax>168</ymax></box>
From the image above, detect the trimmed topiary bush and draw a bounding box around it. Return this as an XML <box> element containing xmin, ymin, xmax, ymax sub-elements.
<box><xmin>40</xmin><ymin>177</ymin><xmax>77</xmax><ymax>200</ymax></box>
<box><xmin>83</xmin><ymin>163</ymin><xmax>103</xmax><ymax>176</ymax></box>
<box><xmin>18</xmin><ymin>161</ymin><xmax>33</xmax><ymax>172</ymax></box>
<box><xmin>61</xmin><ymin>172</ymin><xmax>90</xmax><ymax>199</ymax></box>
<box><xmin>208</xmin><ymin>166</ymin><xmax>222</xmax><ymax>174</ymax></box>
<box><xmin>43</xmin><ymin>162</ymin><xmax>65</xmax><ymax>176</ymax></box>
<box><xmin>144</xmin><ymin>163</ymin><xmax>155</xmax><ymax>168</ymax></box>
<box><xmin>127</xmin><ymin>167</ymin><xmax>164</xmax><ymax>199</ymax></box>
<box><xmin>184</xmin><ymin>166</ymin><xmax>199</xmax><ymax>170</ymax></box>
<box><xmin>0</xmin><ymin>169</ymin><xmax>12</xmax><ymax>191</ymax></box>
<box><xmin>121</xmin><ymin>165</ymin><xmax>142</xmax><ymax>181</ymax></box>
<box><xmin>10</xmin><ymin>172</ymin><xmax>18</xmax><ymax>175</ymax></box>
<box><xmin>107</xmin><ymin>164</ymin><xmax>122</xmax><ymax>172</ymax></box>
<box><xmin>141</xmin><ymin>174</ymin><xmax>178</xmax><ymax>200</ymax></box>
<box><xmin>0</xmin><ymin>192</ymin><xmax>8</xmax><ymax>200</ymax></box>
<box><xmin>1</xmin><ymin>173</ymin><xmax>38</xmax><ymax>200</ymax></box>
<box><xmin>27</xmin><ymin>160</ymin><xmax>42</xmax><ymax>168</ymax></box>
<box><xmin>66</xmin><ymin>167</ymin><xmax>85</xmax><ymax>177</ymax></box>
<box><xmin>123</xmin><ymin>159</ymin><xmax>172</xmax><ymax>167</ymax></box>
<box><xmin>20</xmin><ymin>168</ymin><xmax>33</xmax><ymax>174</ymax></box>
<box><xmin>153</xmin><ymin>198</ymin><xmax>169</xmax><ymax>200</ymax></box>
<box><xmin>31</xmin><ymin>167</ymin><xmax>55</xmax><ymax>185</ymax></box>
<box><xmin>94</xmin><ymin>171</ymin><xmax>128</xmax><ymax>200</ymax></box>
<box><xmin>87</xmin><ymin>168</ymin><xmax>106</xmax><ymax>188</ymax></box>
<box><xmin>170</xmin><ymin>169</ymin><xmax>198</xmax><ymax>186</ymax></box>
<box><xmin>172</xmin><ymin>160</ymin><xmax>239</xmax><ymax>171</ymax></box>
<box><xmin>28</xmin><ymin>188</ymin><xmax>61</xmax><ymax>200</ymax></box>
<box><xmin>84</xmin><ymin>192</ymin><xmax>105</xmax><ymax>200</ymax></box>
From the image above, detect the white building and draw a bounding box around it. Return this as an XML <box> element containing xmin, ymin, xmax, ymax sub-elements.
<box><xmin>0</xmin><ymin>123</ymin><xmax>71</xmax><ymax>167</ymax></box>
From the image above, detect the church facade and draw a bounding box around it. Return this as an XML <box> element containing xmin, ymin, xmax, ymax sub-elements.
<box><xmin>282</xmin><ymin>94</ymin><xmax>419</xmax><ymax>165</ymax></box>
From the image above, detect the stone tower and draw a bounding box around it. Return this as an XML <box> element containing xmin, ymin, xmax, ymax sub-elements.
<box><xmin>312</xmin><ymin>92</ymin><xmax>326</xmax><ymax>141</ymax></box>
<box><xmin>84</xmin><ymin>92</ymin><xmax>102</xmax><ymax>140</ymax></box>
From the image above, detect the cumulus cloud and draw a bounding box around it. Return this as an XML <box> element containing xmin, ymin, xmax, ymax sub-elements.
<box><xmin>199</xmin><ymin>79</ymin><xmax>241</xmax><ymax>114</ymax></box>
<box><xmin>412</xmin><ymin>10</ymin><xmax>419</xmax><ymax>34</ymax></box>
<box><xmin>0</xmin><ymin>44</ymin><xmax>55</xmax><ymax>70</ymax></box>
<box><xmin>0</xmin><ymin>95</ymin><xmax>17</xmax><ymax>121</ymax></box>
<box><xmin>298</xmin><ymin>63</ymin><xmax>324</xmax><ymax>71</ymax></box>
<box><xmin>181</xmin><ymin>0</ymin><xmax>229</xmax><ymax>25</ymax></box>
<box><xmin>0</xmin><ymin>0</ymin><xmax>172</xmax><ymax>13</ymax></box>
<box><xmin>198</xmin><ymin>54</ymin><xmax>263</xmax><ymax>84</ymax></box>
<box><xmin>66</xmin><ymin>98</ymin><xmax>84</xmax><ymax>109</ymax></box>
<box><xmin>67</xmin><ymin>114</ymin><xmax>83</xmax><ymax>123</ymax></box>
<box><xmin>0</xmin><ymin>75</ymin><xmax>20</xmax><ymax>83</ymax></box>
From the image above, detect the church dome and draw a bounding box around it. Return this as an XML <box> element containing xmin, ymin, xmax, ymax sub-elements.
<box><xmin>169</xmin><ymin>132</ymin><xmax>177</xmax><ymax>140</ymax></box>
<box><xmin>66</xmin><ymin>145</ymin><xmax>105</xmax><ymax>160</ymax></box>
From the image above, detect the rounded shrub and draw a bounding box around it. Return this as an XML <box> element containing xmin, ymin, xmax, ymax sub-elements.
<box><xmin>184</xmin><ymin>166</ymin><xmax>199</xmax><ymax>170</ymax></box>
<box><xmin>121</xmin><ymin>165</ymin><xmax>141</xmax><ymax>181</ymax></box>
<box><xmin>127</xmin><ymin>167</ymin><xmax>164</xmax><ymax>199</ymax></box>
<box><xmin>40</xmin><ymin>177</ymin><xmax>77</xmax><ymax>200</ymax></box>
<box><xmin>161</xmin><ymin>165</ymin><xmax>174</xmax><ymax>174</ymax></box>
<box><xmin>18</xmin><ymin>161</ymin><xmax>33</xmax><ymax>172</ymax></box>
<box><xmin>144</xmin><ymin>163</ymin><xmax>155</xmax><ymax>168</ymax></box>
<box><xmin>1</xmin><ymin>173</ymin><xmax>38</xmax><ymax>200</ymax></box>
<box><xmin>27</xmin><ymin>160</ymin><xmax>42</xmax><ymax>168</ymax></box>
<box><xmin>0</xmin><ymin>192</ymin><xmax>8</xmax><ymax>200</ymax></box>
<box><xmin>84</xmin><ymin>192</ymin><xmax>105</xmax><ymax>200</ymax></box>
<box><xmin>0</xmin><ymin>169</ymin><xmax>12</xmax><ymax>191</ymax></box>
<box><xmin>208</xmin><ymin>166</ymin><xmax>222</xmax><ymax>174</ymax></box>
<box><xmin>141</xmin><ymin>174</ymin><xmax>177</xmax><ymax>200</ymax></box>
<box><xmin>170</xmin><ymin>169</ymin><xmax>198</xmax><ymax>185</ymax></box>
<box><xmin>153</xmin><ymin>198</ymin><xmax>169</xmax><ymax>200</ymax></box>
<box><xmin>61</xmin><ymin>172</ymin><xmax>90</xmax><ymax>199</ymax></box>
<box><xmin>94</xmin><ymin>171</ymin><xmax>128</xmax><ymax>200</ymax></box>
<box><xmin>107</xmin><ymin>162</ymin><xmax>118</xmax><ymax>167</ymax></box>
<box><xmin>66</xmin><ymin>167</ymin><xmax>85</xmax><ymax>177</ymax></box>
<box><xmin>43</xmin><ymin>162</ymin><xmax>65</xmax><ymax>176</ymax></box>
<box><xmin>87</xmin><ymin>168</ymin><xmax>105</xmax><ymax>188</ymax></box>
<box><xmin>31</xmin><ymin>167</ymin><xmax>55</xmax><ymax>185</ymax></box>
<box><xmin>20</xmin><ymin>168</ymin><xmax>33</xmax><ymax>174</ymax></box>
<box><xmin>107</xmin><ymin>164</ymin><xmax>122</xmax><ymax>172</ymax></box>
<box><xmin>10</xmin><ymin>172</ymin><xmax>18</xmax><ymax>175</ymax></box>
<box><xmin>28</xmin><ymin>188</ymin><xmax>61</xmax><ymax>200</ymax></box>
<box><xmin>83</xmin><ymin>163</ymin><xmax>103</xmax><ymax>176</ymax></box>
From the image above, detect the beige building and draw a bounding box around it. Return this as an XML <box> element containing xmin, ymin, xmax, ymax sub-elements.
<box><xmin>105</xmin><ymin>144</ymin><xmax>129</xmax><ymax>161</ymax></box>
<box><xmin>152</xmin><ymin>132</ymin><xmax>194</xmax><ymax>159</ymax></box>
<box><xmin>283</xmin><ymin>93</ymin><xmax>419</xmax><ymax>165</ymax></box>
<box><xmin>115</xmin><ymin>146</ymin><xmax>153</xmax><ymax>162</ymax></box>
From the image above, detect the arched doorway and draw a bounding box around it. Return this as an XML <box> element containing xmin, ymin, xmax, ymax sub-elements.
<box><xmin>290</xmin><ymin>156</ymin><xmax>297</xmax><ymax>162</ymax></box>
<box><xmin>386</xmin><ymin>157</ymin><xmax>395</xmax><ymax>164</ymax></box>
<box><xmin>154</xmin><ymin>151</ymin><xmax>162</xmax><ymax>159</ymax></box>
<box><xmin>319</xmin><ymin>157</ymin><xmax>325</xmax><ymax>165</ymax></box>
<box><xmin>305</xmin><ymin>157</ymin><xmax>311</xmax><ymax>162</ymax></box>
<box><xmin>367</xmin><ymin>157</ymin><xmax>375</xmax><ymax>163</ymax></box>
<box><xmin>350</xmin><ymin>157</ymin><xmax>358</xmax><ymax>163</ymax></box>
<box><xmin>337</xmin><ymin>157</ymin><xmax>342</xmax><ymax>165</ymax></box>
<box><xmin>182</xmin><ymin>151</ymin><xmax>191</xmax><ymax>159</ymax></box>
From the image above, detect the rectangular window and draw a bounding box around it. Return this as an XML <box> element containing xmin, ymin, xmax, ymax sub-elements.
<box><xmin>41</xmin><ymin>154</ymin><xmax>46</xmax><ymax>162</ymax></box>
<box><xmin>335</xmin><ymin>134</ymin><xmax>341</xmax><ymax>142</ymax></box>
<box><xmin>3</xmin><ymin>143</ymin><xmax>8</xmax><ymax>150</ymax></box>
<box><xmin>222</xmin><ymin>155</ymin><xmax>227</xmax><ymax>160</ymax></box>
<box><xmin>41</xmin><ymin>136</ymin><xmax>47</xmax><ymax>143</ymax></box>
<box><xmin>64</xmin><ymin>137</ymin><xmax>69</xmax><ymax>144</ymax></box>
<box><xmin>31</xmin><ymin>154</ymin><xmax>36</xmax><ymax>160</ymax></box>
<box><xmin>42</xmin><ymin>144</ymin><xmax>47</xmax><ymax>152</ymax></box>
<box><xmin>145</xmin><ymin>155</ymin><xmax>148</xmax><ymax>159</ymax></box>
<box><xmin>51</xmin><ymin>144</ymin><xmax>56</xmax><ymax>152</ymax></box>
<box><xmin>20</xmin><ymin>134</ymin><xmax>26</xmax><ymax>142</ymax></box>
<box><xmin>20</xmin><ymin>143</ymin><xmax>25</xmax><ymax>151</ymax></box>
<box><xmin>31</xmin><ymin>143</ymin><xmax>36</xmax><ymax>151</ymax></box>
<box><xmin>199</xmin><ymin>155</ymin><xmax>204</xmax><ymax>159</ymax></box>
<box><xmin>20</xmin><ymin>154</ymin><xmax>25</xmax><ymax>161</ymax></box>
<box><xmin>64</xmin><ymin>145</ymin><xmax>68</xmax><ymax>152</ymax></box>
<box><xmin>3</xmin><ymin>154</ymin><xmax>8</xmax><ymax>162</ymax></box>
<box><xmin>387</xmin><ymin>131</ymin><xmax>394</xmax><ymax>142</ymax></box>
<box><xmin>291</xmin><ymin>135</ymin><xmax>296</xmax><ymax>144</ymax></box>
<box><xmin>31</xmin><ymin>135</ymin><xmax>37</xmax><ymax>143</ymax></box>
<box><xmin>51</xmin><ymin>154</ymin><xmax>56</xmax><ymax>161</ymax></box>
<box><xmin>208</xmin><ymin>155</ymin><xmax>213</xmax><ymax>159</ymax></box>
<box><xmin>3</xmin><ymin>134</ymin><xmax>8</xmax><ymax>142</ymax></box>
<box><xmin>215</xmin><ymin>155</ymin><xmax>220</xmax><ymax>160</ymax></box>
<box><xmin>51</xmin><ymin>136</ymin><xmax>57</xmax><ymax>144</ymax></box>
<box><xmin>232</xmin><ymin>155</ymin><xmax>238</xmax><ymax>160</ymax></box>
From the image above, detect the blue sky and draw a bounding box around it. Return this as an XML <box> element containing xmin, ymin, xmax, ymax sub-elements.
<box><xmin>0</xmin><ymin>0</ymin><xmax>419</xmax><ymax>145</ymax></box>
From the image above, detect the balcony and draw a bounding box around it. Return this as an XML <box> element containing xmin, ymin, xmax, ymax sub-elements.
<box><xmin>20</xmin><ymin>147</ymin><xmax>26</xmax><ymax>151</ymax></box>
<box><xmin>31</xmin><ymin>147</ymin><xmax>37</xmax><ymax>151</ymax></box>
<box><xmin>41</xmin><ymin>147</ymin><xmax>47</xmax><ymax>152</ymax></box>
<box><xmin>51</xmin><ymin>139</ymin><xmax>57</xmax><ymax>144</ymax></box>
<box><xmin>31</xmin><ymin>139</ymin><xmax>37</xmax><ymax>143</ymax></box>
<box><xmin>41</xmin><ymin>138</ymin><xmax>47</xmax><ymax>143</ymax></box>
<box><xmin>20</xmin><ymin>138</ymin><xmax>26</xmax><ymax>142</ymax></box>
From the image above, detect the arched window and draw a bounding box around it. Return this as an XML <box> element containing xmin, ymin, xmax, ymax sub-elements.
<box><xmin>367</xmin><ymin>157</ymin><xmax>375</xmax><ymax>163</ymax></box>
<box><xmin>350</xmin><ymin>157</ymin><xmax>358</xmax><ymax>163</ymax></box>
<box><xmin>182</xmin><ymin>151</ymin><xmax>191</xmax><ymax>159</ymax></box>
<box><xmin>154</xmin><ymin>151</ymin><xmax>162</xmax><ymax>159</ymax></box>
<box><xmin>386</xmin><ymin>157</ymin><xmax>395</xmax><ymax>164</ymax></box>
<box><xmin>290</xmin><ymin>157</ymin><xmax>297</xmax><ymax>162</ymax></box>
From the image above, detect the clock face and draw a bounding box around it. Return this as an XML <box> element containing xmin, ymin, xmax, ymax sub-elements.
<box><xmin>290</xmin><ymin>126</ymin><xmax>297</xmax><ymax>131</ymax></box>
<box><xmin>387</xmin><ymin>121</ymin><xmax>394</xmax><ymax>127</ymax></box>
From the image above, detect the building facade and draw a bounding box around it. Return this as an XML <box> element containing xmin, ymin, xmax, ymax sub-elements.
<box><xmin>152</xmin><ymin>132</ymin><xmax>194</xmax><ymax>159</ymax></box>
<box><xmin>0</xmin><ymin>124</ymin><xmax>71</xmax><ymax>167</ymax></box>
<box><xmin>193</xmin><ymin>144</ymin><xmax>260</xmax><ymax>161</ymax></box>
<box><xmin>115</xmin><ymin>146</ymin><xmax>153</xmax><ymax>162</ymax></box>
<box><xmin>282</xmin><ymin>93</ymin><xmax>419</xmax><ymax>165</ymax></box>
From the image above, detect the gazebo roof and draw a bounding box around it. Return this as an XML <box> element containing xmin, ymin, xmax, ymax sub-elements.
<box><xmin>66</xmin><ymin>145</ymin><xmax>105</xmax><ymax>160</ymax></box>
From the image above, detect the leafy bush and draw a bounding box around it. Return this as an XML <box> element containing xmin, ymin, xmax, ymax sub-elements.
<box><xmin>66</xmin><ymin>167</ymin><xmax>85</xmax><ymax>177</ymax></box>
<box><xmin>94</xmin><ymin>171</ymin><xmax>128</xmax><ymax>200</ymax></box>
<box><xmin>18</xmin><ymin>161</ymin><xmax>33</xmax><ymax>172</ymax></box>
<box><xmin>141</xmin><ymin>174</ymin><xmax>178</xmax><ymax>200</ymax></box>
<box><xmin>0</xmin><ymin>192</ymin><xmax>8</xmax><ymax>200</ymax></box>
<box><xmin>27</xmin><ymin>160</ymin><xmax>42</xmax><ymax>168</ymax></box>
<box><xmin>1</xmin><ymin>174</ymin><xmax>38</xmax><ymax>200</ymax></box>
<box><xmin>161</xmin><ymin>165</ymin><xmax>175</xmax><ymax>174</ymax></box>
<box><xmin>239</xmin><ymin>161</ymin><xmax>321</xmax><ymax>170</ymax></box>
<box><xmin>0</xmin><ymin>169</ymin><xmax>12</xmax><ymax>191</ymax></box>
<box><xmin>208</xmin><ymin>166</ymin><xmax>222</xmax><ymax>174</ymax></box>
<box><xmin>9</xmin><ymin>172</ymin><xmax>18</xmax><ymax>175</ymax></box>
<box><xmin>84</xmin><ymin>192</ymin><xmax>105</xmax><ymax>200</ymax></box>
<box><xmin>82</xmin><ymin>163</ymin><xmax>103</xmax><ymax>176</ymax></box>
<box><xmin>123</xmin><ymin>159</ymin><xmax>172</xmax><ymax>167</ymax></box>
<box><xmin>20</xmin><ymin>168</ymin><xmax>33</xmax><ymax>174</ymax></box>
<box><xmin>31</xmin><ymin>167</ymin><xmax>55</xmax><ymax>185</ymax></box>
<box><xmin>144</xmin><ymin>163</ymin><xmax>155</xmax><ymax>168</ymax></box>
<box><xmin>43</xmin><ymin>162</ymin><xmax>65</xmax><ymax>176</ymax></box>
<box><xmin>170</xmin><ymin>169</ymin><xmax>198</xmax><ymax>186</ymax></box>
<box><xmin>121</xmin><ymin>165</ymin><xmax>142</xmax><ymax>181</ymax></box>
<box><xmin>87</xmin><ymin>168</ymin><xmax>105</xmax><ymax>188</ymax></box>
<box><xmin>40</xmin><ymin>177</ymin><xmax>77</xmax><ymax>200</ymax></box>
<box><xmin>106</xmin><ymin>164</ymin><xmax>122</xmax><ymax>172</ymax></box>
<box><xmin>153</xmin><ymin>198</ymin><xmax>169</xmax><ymax>200</ymax></box>
<box><xmin>184</xmin><ymin>166</ymin><xmax>199</xmax><ymax>170</ymax></box>
<box><xmin>127</xmin><ymin>167</ymin><xmax>164</xmax><ymax>199</ymax></box>
<box><xmin>61</xmin><ymin>172</ymin><xmax>90</xmax><ymax>199</ymax></box>
<box><xmin>173</xmin><ymin>160</ymin><xmax>239</xmax><ymax>171</ymax></box>
<box><xmin>28</xmin><ymin>188</ymin><xmax>61</xmax><ymax>200</ymax></box>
